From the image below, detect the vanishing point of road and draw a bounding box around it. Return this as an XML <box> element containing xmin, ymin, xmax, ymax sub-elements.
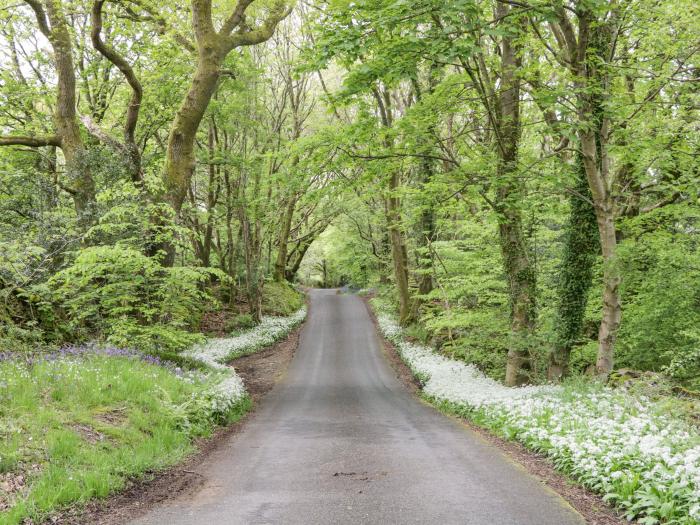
<box><xmin>131</xmin><ymin>289</ymin><xmax>584</xmax><ymax>525</ymax></box>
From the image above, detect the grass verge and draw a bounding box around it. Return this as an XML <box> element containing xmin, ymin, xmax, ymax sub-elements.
<box><xmin>0</xmin><ymin>352</ymin><xmax>249</xmax><ymax>525</ymax></box>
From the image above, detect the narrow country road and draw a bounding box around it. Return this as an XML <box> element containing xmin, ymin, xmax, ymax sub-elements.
<box><xmin>130</xmin><ymin>289</ymin><xmax>584</xmax><ymax>525</ymax></box>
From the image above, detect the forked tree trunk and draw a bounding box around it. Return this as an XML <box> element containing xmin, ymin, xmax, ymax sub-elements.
<box><xmin>46</xmin><ymin>1</ymin><xmax>96</xmax><ymax>223</ymax></box>
<box><xmin>581</xmin><ymin>127</ymin><xmax>621</xmax><ymax>378</ymax></box>
<box><xmin>574</xmin><ymin>11</ymin><xmax>621</xmax><ymax>379</ymax></box>
<box><xmin>9</xmin><ymin>1</ymin><xmax>97</xmax><ymax>226</ymax></box>
<box><xmin>159</xmin><ymin>0</ymin><xmax>290</xmax><ymax>265</ymax></box>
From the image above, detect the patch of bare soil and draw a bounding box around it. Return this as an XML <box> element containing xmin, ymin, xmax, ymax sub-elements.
<box><xmin>231</xmin><ymin>329</ymin><xmax>299</xmax><ymax>402</ymax></box>
<box><xmin>70</xmin><ymin>424</ymin><xmax>106</xmax><ymax>445</ymax></box>
<box><xmin>93</xmin><ymin>406</ymin><xmax>127</xmax><ymax>426</ymax></box>
<box><xmin>199</xmin><ymin>306</ymin><xmax>252</xmax><ymax>337</ymax></box>
<box><xmin>0</xmin><ymin>464</ymin><xmax>40</xmax><ymax>513</ymax></box>
<box><xmin>57</xmin><ymin>321</ymin><xmax>303</xmax><ymax>525</ymax></box>
<box><xmin>363</xmin><ymin>298</ymin><xmax>626</xmax><ymax>525</ymax></box>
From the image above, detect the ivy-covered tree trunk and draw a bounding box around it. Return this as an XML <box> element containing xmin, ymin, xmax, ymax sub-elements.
<box><xmin>548</xmin><ymin>153</ymin><xmax>600</xmax><ymax>380</ymax></box>
<box><xmin>497</xmin><ymin>194</ymin><xmax>537</xmax><ymax>387</ymax></box>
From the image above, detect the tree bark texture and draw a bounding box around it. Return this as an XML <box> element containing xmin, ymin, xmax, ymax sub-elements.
<box><xmin>494</xmin><ymin>2</ymin><xmax>536</xmax><ymax>386</ymax></box>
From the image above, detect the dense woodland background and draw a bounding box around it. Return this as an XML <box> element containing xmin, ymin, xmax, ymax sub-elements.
<box><xmin>1</xmin><ymin>0</ymin><xmax>699</xmax><ymax>389</ymax></box>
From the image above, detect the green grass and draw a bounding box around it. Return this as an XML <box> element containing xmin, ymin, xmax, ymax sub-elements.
<box><xmin>0</xmin><ymin>355</ymin><xmax>248</xmax><ymax>525</ymax></box>
<box><xmin>262</xmin><ymin>281</ymin><xmax>304</xmax><ymax>316</ymax></box>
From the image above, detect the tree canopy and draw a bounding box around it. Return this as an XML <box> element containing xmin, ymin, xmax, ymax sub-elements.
<box><xmin>1</xmin><ymin>0</ymin><xmax>699</xmax><ymax>387</ymax></box>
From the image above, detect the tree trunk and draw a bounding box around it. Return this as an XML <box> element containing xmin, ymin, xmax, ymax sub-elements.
<box><xmin>579</xmin><ymin>104</ymin><xmax>621</xmax><ymax>380</ymax></box>
<box><xmin>498</xmin><ymin>200</ymin><xmax>536</xmax><ymax>386</ymax></box>
<box><xmin>575</xmin><ymin>12</ymin><xmax>621</xmax><ymax>380</ymax></box>
<box><xmin>241</xmin><ymin>210</ymin><xmax>263</xmax><ymax>323</ymax></box>
<box><xmin>274</xmin><ymin>194</ymin><xmax>297</xmax><ymax>281</ymax></box>
<box><xmin>385</xmin><ymin>173</ymin><xmax>413</xmax><ymax>325</ymax></box>
<box><xmin>46</xmin><ymin>1</ymin><xmax>96</xmax><ymax>223</ymax></box>
<box><xmin>494</xmin><ymin>1</ymin><xmax>534</xmax><ymax>386</ymax></box>
<box><xmin>16</xmin><ymin>1</ymin><xmax>97</xmax><ymax>226</ymax></box>
<box><xmin>157</xmin><ymin>1</ymin><xmax>289</xmax><ymax>265</ymax></box>
<box><xmin>378</xmin><ymin>231</ymin><xmax>391</xmax><ymax>284</ymax></box>
<box><xmin>286</xmin><ymin>238</ymin><xmax>313</xmax><ymax>281</ymax></box>
<box><xmin>164</xmin><ymin>49</ymin><xmax>223</xmax><ymax>216</ymax></box>
<box><xmin>582</xmin><ymin>136</ymin><xmax>621</xmax><ymax>379</ymax></box>
<box><xmin>417</xmin><ymin>156</ymin><xmax>436</xmax><ymax>297</ymax></box>
<box><xmin>594</xmin><ymin>202</ymin><xmax>621</xmax><ymax>376</ymax></box>
<box><xmin>548</xmin><ymin>152</ymin><xmax>600</xmax><ymax>380</ymax></box>
<box><xmin>90</xmin><ymin>0</ymin><xmax>143</xmax><ymax>184</ymax></box>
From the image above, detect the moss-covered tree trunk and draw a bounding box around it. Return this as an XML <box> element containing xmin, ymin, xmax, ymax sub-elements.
<box><xmin>497</xmin><ymin>193</ymin><xmax>537</xmax><ymax>387</ymax></box>
<box><xmin>3</xmin><ymin>1</ymin><xmax>97</xmax><ymax>227</ymax></box>
<box><xmin>165</xmin><ymin>49</ymin><xmax>223</xmax><ymax>217</ymax></box>
<box><xmin>159</xmin><ymin>0</ymin><xmax>290</xmax><ymax>265</ymax></box>
<box><xmin>274</xmin><ymin>193</ymin><xmax>297</xmax><ymax>282</ymax></box>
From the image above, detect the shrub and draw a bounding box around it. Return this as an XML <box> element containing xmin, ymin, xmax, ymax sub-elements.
<box><xmin>262</xmin><ymin>281</ymin><xmax>304</xmax><ymax>316</ymax></box>
<box><xmin>224</xmin><ymin>313</ymin><xmax>256</xmax><ymax>333</ymax></box>
<box><xmin>48</xmin><ymin>246</ymin><xmax>222</xmax><ymax>352</ymax></box>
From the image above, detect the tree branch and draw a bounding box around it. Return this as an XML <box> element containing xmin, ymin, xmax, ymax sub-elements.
<box><xmin>24</xmin><ymin>0</ymin><xmax>51</xmax><ymax>37</ymax></box>
<box><xmin>91</xmin><ymin>0</ymin><xmax>143</xmax><ymax>151</ymax></box>
<box><xmin>0</xmin><ymin>135</ymin><xmax>60</xmax><ymax>147</ymax></box>
<box><xmin>225</xmin><ymin>1</ymin><xmax>292</xmax><ymax>50</ymax></box>
<box><xmin>79</xmin><ymin>114</ymin><xmax>125</xmax><ymax>152</ymax></box>
<box><xmin>220</xmin><ymin>0</ymin><xmax>254</xmax><ymax>36</ymax></box>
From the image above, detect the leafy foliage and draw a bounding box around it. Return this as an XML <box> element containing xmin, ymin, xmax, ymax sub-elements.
<box><xmin>47</xmin><ymin>246</ymin><xmax>220</xmax><ymax>352</ymax></box>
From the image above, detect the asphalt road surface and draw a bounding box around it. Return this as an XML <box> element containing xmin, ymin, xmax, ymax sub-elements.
<box><xmin>131</xmin><ymin>289</ymin><xmax>584</xmax><ymax>525</ymax></box>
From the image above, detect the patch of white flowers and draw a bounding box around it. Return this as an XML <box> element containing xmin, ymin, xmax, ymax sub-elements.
<box><xmin>187</xmin><ymin>307</ymin><xmax>306</xmax><ymax>419</ymax></box>
<box><xmin>375</xmin><ymin>305</ymin><xmax>700</xmax><ymax>525</ymax></box>
<box><xmin>186</xmin><ymin>307</ymin><xmax>307</xmax><ymax>367</ymax></box>
<box><xmin>198</xmin><ymin>372</ymin><xmax>247</xmax><ymax>419</ymax></box>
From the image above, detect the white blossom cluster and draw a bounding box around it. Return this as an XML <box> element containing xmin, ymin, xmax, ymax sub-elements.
<box><xmin>375</xmin><ymin>308</ymin><xmax>700</xmax><ymax>524</ymax></box>
<box><xmin>199</xmin><ymin>372</ymin><xmax>247</xmax><ymax>418</ymax></box>
<box><xmin>185</xmin><ymin>307</ymin><xmax>307</xmax><ymax>368</ymax></box>
<box><xmin>186</xmin><ymin>307</ymin><xmax>306</xmax><ymax>419</ymax></box>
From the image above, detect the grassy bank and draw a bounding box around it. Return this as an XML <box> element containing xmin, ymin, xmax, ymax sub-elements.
<box><xmin>0</xmin><ymin>288</ymin><xmax>308</xmax><ymax>525</ymax></box>
<box><xmin>0</xmin><ymin>349</ymin><xmax>249</xmax><ymax>525</ymax></box>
